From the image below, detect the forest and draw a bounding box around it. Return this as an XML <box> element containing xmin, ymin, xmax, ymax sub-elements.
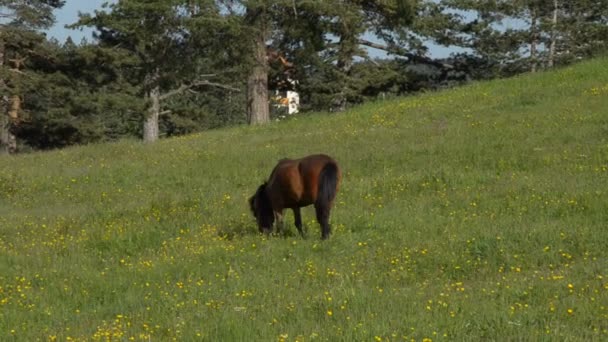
<box><xmin>1</xmin><ymin>0</ymin><xmax>607</xmax><ymax>153</ymax></box>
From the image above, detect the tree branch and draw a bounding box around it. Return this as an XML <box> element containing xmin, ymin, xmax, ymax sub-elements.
<box><xmin>159</xmin><ymin>79</ymin><xmax>241</xmax><ymax>101</ymax></box>
<box><xmin>357</xmin><ymin>39</ymin><xmax>454</xmax><ymax>69</ymax></box>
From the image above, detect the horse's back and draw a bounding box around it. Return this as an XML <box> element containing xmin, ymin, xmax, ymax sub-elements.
<box><xmin>300</xmin><ymin>154</ymin><xmax>340</xmax><ymax>180</ymax></box>
<box><xmin>268</xmin><ymin>154</ymin><xmax>340</xmax><ymax>209</ymax></box>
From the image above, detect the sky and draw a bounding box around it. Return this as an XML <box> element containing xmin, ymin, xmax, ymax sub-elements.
<box><xmin>45</xmin><ymin>0</ymin><xmax>112</xmax><ymax>43</ymax></box>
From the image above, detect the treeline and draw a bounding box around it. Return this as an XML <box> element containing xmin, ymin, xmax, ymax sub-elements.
<box><xmin>1</xmin><ymin>0</ymin><xmax>607</xmax><ymax>153</ymax></box>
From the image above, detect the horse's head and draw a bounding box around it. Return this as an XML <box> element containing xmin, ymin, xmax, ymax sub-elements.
<box><xmin>249</xmin><ymin>183</ymin><xmax>274</xmax><ymax>233</ymax></box>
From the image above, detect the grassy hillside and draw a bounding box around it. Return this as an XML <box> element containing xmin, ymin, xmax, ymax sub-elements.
<box><xmin>1</xmin><ymin>58</ymin><xmax>608</xmax><ymax>341</ymax></box>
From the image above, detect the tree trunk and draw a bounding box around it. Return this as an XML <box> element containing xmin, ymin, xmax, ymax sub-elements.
<box><xmin>0</xmin><ymin>36</ymin><xmax>8</xmax><ymax>154</ymax></box>
<box><xmin>530</xmin><ymin>7</ymin><xmax>538</xmax><ymax>73</ymax></box>
<box><xmin>0</xmin><ymin>37</ymin><xmax>16</xmax><ymax>154</ymax></box>
<box><xmin>8</xmin><ymin>95</ymin><xmax>20</xmax><ymax>121</ymax></box>
<box><xmin>0</xmin><ymin>96</ymin><xmax>10</xmax><ymax>153</ymax></box>
<box><xmin>333</xmin><ymin>17</ymin><xmax>356</xmax><ymax>112</ymax></box>
<box><xmin>334</xmin><ymin>36</ymin><xmax>354</xmax><ymax>112</ymax></box>
<box><xmin>548</xmin><ymin>0</ymin><xmax>558</xmax><ymax>68</ymax></box>
<box><xmin>143</xmin><ymin>84</ymin><xmax>161</xmax><ymax>143</ymax></box>
<box><xmin>5</xmin><ymin>95</ymin><xmax>19</xmax><ymax>153</ymax></box>
<box><xmin>0</xmin><ymin>113</ymin><xmax>9</xmax><ymax>154</ymax></box>
<box><xmin>246</xmin><ymin>8</ymin><xmax>269</xmax><ymax>125</ymax></box>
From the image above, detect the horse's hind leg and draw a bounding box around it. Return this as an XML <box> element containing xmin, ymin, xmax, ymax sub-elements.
<box><xmin>293</xmin><ymin>207</ymin><xmax>304</xmax><ymax>237</ymax></box>
<box><xmin>314</xmin><ymin>204</ymin><xmax>331</xmax><ymax>240</ymax></box>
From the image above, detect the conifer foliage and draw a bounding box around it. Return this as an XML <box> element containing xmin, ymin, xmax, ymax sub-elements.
<box><xmin>1</xmin><ymin>0</ymin><xmax>65</xmax><ymax>153</ymax></box>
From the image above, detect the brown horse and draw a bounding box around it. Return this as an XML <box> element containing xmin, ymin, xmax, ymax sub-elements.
<box><xmin>249</xmin><ymin>154</ymin><xmax>341</xmax><ymax>239</ymax></box>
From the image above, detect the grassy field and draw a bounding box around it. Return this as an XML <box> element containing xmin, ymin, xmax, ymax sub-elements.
<box><xmin>1</xmin><ymin>58</ymin><xmax>608</xmax><ymax>341</ymax></box>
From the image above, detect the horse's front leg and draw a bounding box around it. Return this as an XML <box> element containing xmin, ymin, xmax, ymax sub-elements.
<box><xmin>274</xmin><ymin>210</ymin><xmax>285</xmax><ymax>235</ymax></box>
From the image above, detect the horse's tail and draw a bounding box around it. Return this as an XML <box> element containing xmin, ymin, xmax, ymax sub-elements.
<box><xmin>316</xmin><ymin>162</ymin><xmax>339</xmax><ymax>208</ymax></box>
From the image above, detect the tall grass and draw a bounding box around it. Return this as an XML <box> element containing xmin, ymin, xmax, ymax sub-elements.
<box><xmin>1</xmin><ymin>58</ymin><xmax>608</xmax><ymax>341</ymax></box>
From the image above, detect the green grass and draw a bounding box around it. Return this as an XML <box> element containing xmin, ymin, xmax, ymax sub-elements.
<box><xmin>1</xmin><ymin>58</ymin><xmax>608</xmax><ymax>341</ymax></box>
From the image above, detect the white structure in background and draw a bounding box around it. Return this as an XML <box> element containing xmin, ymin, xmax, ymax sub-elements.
<box><xmin>268</xmin><ymin>52</ymin><xmax>299</xmax><ymax>118</ymax></box>
<box><xmin>286</xmin><ymin>90</ymin><xmax>300</xmax><ymax>115</ymax></box>
<box><xmin>273</xmin><ymin>78</ymin><xmax>299</xmax><ymax>118</ymax></box>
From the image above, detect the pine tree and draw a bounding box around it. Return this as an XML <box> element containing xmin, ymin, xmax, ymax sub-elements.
<box><xmin>0</xmin><ymin>0</ymin><xmax>64</xmax><ymax>153</ymax></box>
<box><xmin>550</xmin><ymin>0</ymin><xmax>608</xmax><ymax>66</ymax></box>
<box><xmin>76</xmin><ymin>0</ymin><xmax>241</xmax><ymax>143</ymax></box>
<box><xmin>320</xmin><ymin>0</ymin><xmax>417</xmax><ymax>111</ymax></box>
<box><xmin>263</xmin><ymin>1</ymin><xmax>419</xmax><ymax>112</ymax></box>
<box><xmin>440</xmin><ymin>0</ymin><xmax>608</xmax><ymax>74</ymax></box>
<box><xmin>15</xmin><ymin>38</ymin><xmax>144</xmax><ymax>149</ymax></box>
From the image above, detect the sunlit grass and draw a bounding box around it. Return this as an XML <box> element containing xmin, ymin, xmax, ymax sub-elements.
<box><xmin>1</xmin><ymin>58</ymin><xmax>608</xmax><ymax>340</ymax></box>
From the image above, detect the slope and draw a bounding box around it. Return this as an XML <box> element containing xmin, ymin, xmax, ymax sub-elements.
<box><xmin>1</xmin><ymin>58</ymin><xmax>607</xmax><ymax>340</ymax></box>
